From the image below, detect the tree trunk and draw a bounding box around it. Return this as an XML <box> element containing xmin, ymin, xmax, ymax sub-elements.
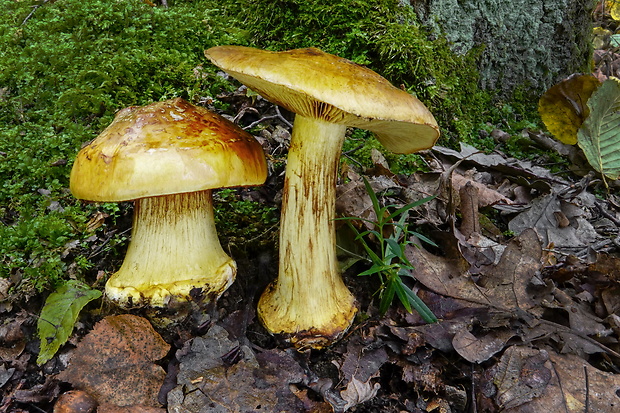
<box><xmin>410</xmin><ymin>0</ymin><xmax>596</xmax><ymax>94</ymax></box>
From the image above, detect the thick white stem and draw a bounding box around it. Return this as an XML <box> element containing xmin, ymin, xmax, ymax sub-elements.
<box><xmin>258</xmin><ymin>115</ymin><xmax>357</xmax><ymax>347</ymax></box>
<box><xmin>105</xmin><ymin>190</ymin><xmax>236</xmax><ymax>307</ymax></box>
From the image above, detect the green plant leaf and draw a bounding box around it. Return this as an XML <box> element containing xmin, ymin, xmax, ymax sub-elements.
<box><xmin>362</xmin><ymin>177</ymin><xmax>381</xmax><ymax>217</ymax></box>
<box><xmin>359</xmin><ymin>265</ymin><xmax>393</xmax><ymax>276</ymax></box>
<box><xmin>411</xmin><ymin>231</ymin><xmax>438</xmax><ymax>248</ymax></box>
<box><xmin>385</xmin><ymin>238</ymin><xmax>405</xmax><ymax>260</ymax></box>
<box><xmin>577</xmin><ymin>77</ymin><xmax>620</xmax><ymax>181</ymax></box>
<box><xmin>393</xmin><ymin>279</ymin><xmax>413</xmax><ymax>313</ymax></box>
<box><xmin>379</xmin><ymin>281</ymin><xmax>396</xmax><ymax>315</ymax></box>
<box><xmin>387</xmin><ymin>196</ymin><xmax>436</xmax><ymax>221</ymax></box>
<box><xmin>37</xmin><ymin>280</ymin><xmax>102</xmax><ymax>365</ymax></box>
<box><xmin>402</xmin><ymin>286</ymin><xmax>438</xmax><ymax>323</ymax></box>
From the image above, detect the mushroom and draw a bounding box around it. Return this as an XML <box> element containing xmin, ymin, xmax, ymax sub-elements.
<box><xmin>205</xmin><ymin>46</ymin><xmax>440</xmax><ymax>348</ymax></box>
<box><xmin>70</xmin><ymin>98</ymin><xmax>267</xmax><ymax>307</ymax></box>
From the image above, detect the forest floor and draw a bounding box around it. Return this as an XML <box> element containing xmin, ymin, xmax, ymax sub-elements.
<box><xmin>3</xmin><ymin>5</ymin><xmax>620</xmax><ymax>413</ymax></box>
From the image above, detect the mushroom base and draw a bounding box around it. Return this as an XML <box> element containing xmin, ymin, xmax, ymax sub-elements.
<box><xmin>105</xmin><ymin>190</ymin><xmax>236</xmax><ymax>308</ymax></box>
<box><xmin>258</xmin><ymin>282</ymin><xmax>357</xmax><ymax>350</ymax></box>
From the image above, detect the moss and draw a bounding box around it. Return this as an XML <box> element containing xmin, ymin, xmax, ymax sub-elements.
<box><xmin>215</xmin><ymin>1</ymin><xmax>491</xmax><ymax>140</ymax></box>
<box><xmin>0</xmin><ymin>0</ymin><xmax>251</xmax><ymax>293</ymax></box>
<box><xmin>213</xmin><ymin>189</ymin><xmax>279</xmax><ymax>253</ymax></box>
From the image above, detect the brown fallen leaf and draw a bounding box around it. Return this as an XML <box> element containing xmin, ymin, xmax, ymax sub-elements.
<box><xmin>487</xmin><ymin>346</ymin><xmax>552</xmax><ymax>410</ymax></box>
<box><xmin>452</xmin><ymin>329</ymin><xmax>515</xmax><ymax>364</ymax></box>
<box><xmin>407</xmin><ymin>228</ymin><xmax>544</xmax><ymax>312</ymax></box>
<box><xmin>53</xmin><ymin>390</ymin><xmax>97</xmax><ymax>413</ymax></box>
<box><xmin>96</xmin><ymin>403</ymin><xmax>166</xmax><ymax>413</ymax></box>
<box><xmin>336</xmin><ymin>337</ymin><xmax>387</xmax><ymax>411</ymax></box>
<box><xmin>340</xmin><ymin>377</ymin><xmax>380</xmax><ymax>412</ymax></box>
<box><xmin>477</xmin><ymin>228</ymin><xmax>543</xmax><ymax>311</ymax></box>
<box><xmin>484</xmin><ymin>346</ymin><xmax>620</xmax><ymax>412</ymax></box>
<box><xmin>451</xmin><ymin>173</ymin><xmax>512</xmax><ymax>208</ymax></box>
<box><xmin>508</xmin><ymin>193</ymin><xmax>599</xmax><ymax>250</ymax></box>
<box><xmin>169</xmin><ymin>324</ymin><xmax>308</xmax><ymax>412</ymax></box>
<box><xmin>57</xmin><ymin>314</ymin><xmax>169</xmax><ymax>408</ymax></box>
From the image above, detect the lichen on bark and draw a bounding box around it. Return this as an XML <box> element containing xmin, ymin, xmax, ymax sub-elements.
<box><xmin>415</xmin><ymin>0</ymin><xmax>595</xmax><ymax>94</ymax></box>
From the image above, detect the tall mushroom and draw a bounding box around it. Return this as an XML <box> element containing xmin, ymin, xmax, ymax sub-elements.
<box><xmin>70</xmin><ymin>98</ymin><xmax>267</xmax><ymax>307</ymax></box>
<box><xmin>205</xmin><ymin>46</ymin><xmax>440</xmax><ymax>348</ymax></box>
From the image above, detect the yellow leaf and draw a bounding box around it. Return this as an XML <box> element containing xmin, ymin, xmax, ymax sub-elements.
<box><xmin>607</xmin><ymin>1</ymin><xmax>620</xmax><ymax>20</ymax></box>
<box><xmin>538</xmin><ymin>74</ymin><xmax>601</xmax><ymax>145</ymax></box>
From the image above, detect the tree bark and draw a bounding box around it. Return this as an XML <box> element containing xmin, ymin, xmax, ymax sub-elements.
<box><xmin>409</xmin><ymin>0</ymin><xmax>596</xmax><ymax>94</ymax></box>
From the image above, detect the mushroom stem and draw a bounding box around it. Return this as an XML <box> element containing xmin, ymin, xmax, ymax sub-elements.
<box><xmin>105</xmin><ymin>190</ymin><xmax>236</xmax><ymax>307</ymax></box>
<box><xmin>257</xmin><ymin>115</ymin><xmax>357</xmax><ymax>348</ymax></box>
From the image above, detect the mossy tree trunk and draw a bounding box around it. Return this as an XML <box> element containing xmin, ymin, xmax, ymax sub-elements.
<box><xmin>409</xmin><ymin>0</ymin><xmax>596</xmax><ymax>94</ymax></box>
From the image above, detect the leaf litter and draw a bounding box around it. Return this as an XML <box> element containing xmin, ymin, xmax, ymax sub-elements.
<box><xmin>6</xmin><ymin>52</ymin><xmax>620</xmax><ymax>413</ymax></box>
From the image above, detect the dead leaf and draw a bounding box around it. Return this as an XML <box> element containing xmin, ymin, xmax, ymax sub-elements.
<box><xmin>451</xmin><ymin>173</ymin><xmax>511</xmax><ymax>208</ymax></box>
<box><xmin>452</xmin><ymin>329</ymin><xmax>515</xmax><ymax>364</ymax></box>
<box><xmin>169</xmin><ymin>324</ymin><xmax>308</xmax><ymax>413</ymax></box>
<box><xmin>339</xmin><ymin>337</ymin><xmax>388</xmax><ymax>384</ymax></box>
<box><xmin>477</xmin><ymin>228</ymin><xmax>543</xmax><ymax>311</ymax></box>
<box><xmin>53</xmin><ymin>390</ymin><xmax>97</xmax><ymax>413</ymax></box>
<box><xmin>485</xmin><ymin>346</ymin><xmax>620</xmax><ymax>412</ymax></box>
<box><xmin>407</xmin><ymin>229</ymin><xmax>544</xmax><ymax>312</ymax></box>
<box><xmin>85</xmin><ymin>211</ymin><xmax>109</xmax><ymax>232</ymax></box>
<box><xmin>97</xmin><ymin>403</ymin><xmax>166</xmax><ymax>413</ymax></box>
<box><xmin>0</xmin><ymin>364</ymin><xmax>15</xmax><ymax>389</ymax></box>
<box><xmin>488</xmin><ymin>346</ymin><xmax>552</xmax><ymax>410</ymax></box>
<box><xmin>340</xmin><ymin>377</ymin><xmax>380</xmax><ymax>412</ymax></box>
<box><xmin>57</xmin><ymin>315</ymin><xmax>169</xmax><ymax>407</ymax></box>
<box><xmin>508</xmin><ymin>193</ymin><xmax>599</xmax><ymax>250</ymax></box>
<box><xmin>434</xmin><ymin>143</ymin><xmax>569</xmax><ymax>191</ymax></box>
<box><xmin>538</xmin><ymin>74</ymin><xmax>600</xmax><ymax>145</ymax></box>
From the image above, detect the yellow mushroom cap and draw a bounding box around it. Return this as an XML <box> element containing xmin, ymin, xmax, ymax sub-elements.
<box><xmin>205</xmin><ymin>46</ymin><xmax>440</xmax><ymax>153</ymax></box>
<box><xmin>70</xmin><ymin>98</ymin><xmax>268</xmax><ymax>202</ymax></box>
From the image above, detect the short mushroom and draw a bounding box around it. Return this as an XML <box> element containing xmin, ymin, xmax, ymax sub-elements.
<box><xmin>70</xmin><ymin>98</ymin><xmax>267</xmax><ymax>307</ymax></box>
<box><xmin>205</xmin><ymin>46</ymin><xmax>440</xmax><ymax>348</ymax></box>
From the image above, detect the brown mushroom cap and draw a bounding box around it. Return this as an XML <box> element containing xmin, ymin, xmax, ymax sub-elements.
<box><xmin>205</xmin><ymin>46</ymin><xmax>440</xmax><ymax>153</ymax></box>
<box><xmin>70</xmin><ymin>98</ymin><xmax>267</xmax><ymax>202</ymax></box>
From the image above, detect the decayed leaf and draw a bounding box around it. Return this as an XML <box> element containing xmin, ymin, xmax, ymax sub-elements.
<box><xmin>508</xmin><ymin>193</ymin><xmax>599</xmax><ymax>249</ymax></box>
<box><xmin>37</xmin><ymin>280</ymin><xmax>102</xmax><ymax>365</ymax></box>
<box><xmin>578</xmin><ymin>77</ymin><xmax>620</xmax><ymax>180</ymax></box>
<box><xmin>451</xmin><ymin>174</ymin><xmax>511</xmax><ymax>208</ymax></box>
<box><xmin>477</xmin><ymin>229</ymin><xmax>542</xmax><ymax>311</ymax></box>
<box><xmin>538</xmin><ymin>74</ymin><xmax>600</xmax><ymax>145</ymax></box>
<box><xmin>490</xmin><ymin>346</ymin><xmax>552</xmax><ymax>410</ymax></box>
<box><xmin>486</xmin><ymin>346</ymin><xmax>620</xmax><ymax>412</ymax></box>
<box><xmin>169</xmin><ymin>325</ymin><xmax>308</xmax><ymax>413</ymax></box>
<box><xmin>339</xmin><ymin>338</ymin><xmax>388</xmax><ymax>384</ymax></box>
<box><xmin>0</xmin><ymin>364</ymin><xmax>15</xmax><ymax>389</ymax></box>
<box><xmin>337</xmin><ymin>337</ymin><xmax>387</xmax><ymax>411</ymax></box>
<box><xmin>452</xmin><ymin>329</ymin><xmax>515</xmax><ymax>364</ymax></box>
<box><xmin>341</xmin><ymin>377</ymin><xmax>380</xmax><ymax>412</ymax></box>
<box><xmin>407</xmin><ymin>229</ymin><xmax>542</xmax><ymax>312</ymax></box>
<box><xmin>57</xmin><ymin>315</ymin><xmax>169</xmax><ymax>407</ymax></box>
<box><xmin>433</xmin><ymin>143</ymin><xmax>569</xmax><ymax>191</ymax></box>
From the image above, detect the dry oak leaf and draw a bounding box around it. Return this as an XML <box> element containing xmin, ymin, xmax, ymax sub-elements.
<box><xmin>406</xmin><ymin>228</ymin><xmax>542</xmax><ymax>312</ymax></box>
<box><xmin>57</xmin><ymin>314</ymin><xmax>169</xmax><ymax>408</ymax></box>
<box><xmin>490</xmin><ymin>346</ymin><xmax>620</xmax><ymax>412</ymax></box>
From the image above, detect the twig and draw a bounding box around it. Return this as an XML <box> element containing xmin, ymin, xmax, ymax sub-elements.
<box><xmin>21</xmin><ymin>0</ymin><xmax>51</xmax><ymax>26</ymax></box>
<box><xmin>243</xmin><ymin>106</ymin><xmax>293</xmax><ymax>130</ymax></box>
<box><xmin>595</xmin><ymin>200</ymin><xmax>620</xmax><ymax>226</ymax></box>
<box><xmin>87</xmin><ymin>227</ymin><xmax>132</xmax><ymax>259</ymax></box>
<box><xmin>342</xmin><ymin>144</ymin><xmax>364</xmax><ymax>155</ymax></box>
<box><xmin>275</xmin><ymin>106</ymin><xmax>293</xmax><ymax>129</ymax></box>
<box><xmin>243</xmin><ymin>114</ymin><xmax>279</xmax><ymax>130</ymax></box>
